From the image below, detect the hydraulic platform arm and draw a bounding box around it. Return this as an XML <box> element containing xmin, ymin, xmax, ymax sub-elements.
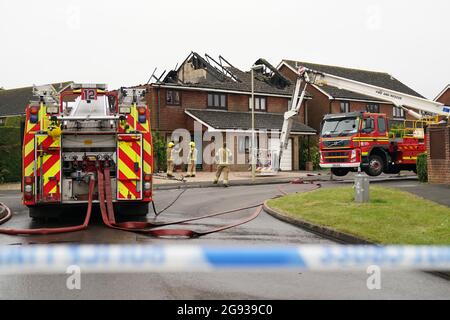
<box><xmin>277</xmin><ymin>66</ymin><xmax>450</xmax><ymax>170</ymax></box>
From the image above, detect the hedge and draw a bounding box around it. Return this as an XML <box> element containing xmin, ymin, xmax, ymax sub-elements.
<box><xmin>0</xmin><ymin>126</ymin><xmax>22</xmax><ymax>183</ymax></box>
<box><xmin>416</xmin><ymin>153</ymin><xmax>427</xmax><ymax>183</ymax></box>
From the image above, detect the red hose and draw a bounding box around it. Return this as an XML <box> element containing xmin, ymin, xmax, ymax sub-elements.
<box><xmin>0</xmin><ymin>167</ymin><xmax>319</xmax><ymax>238</ymax></box>
<box><xmin>0</xmin><ymin>177</ymin><xmax>95</xmax><ymax>235</ymax></box>
<box><xmin>97</xmin><ymin>167</ymin><xmax>263</xmax><ymax>238</ymax></box>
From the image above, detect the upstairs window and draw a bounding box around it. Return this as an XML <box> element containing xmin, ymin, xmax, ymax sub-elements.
<box><xmin>208</xmin><ymin>93</ymin><xmax>227</xmax><ymax>108</ymax></box>
<box><xmin>367</xmin><ymin>103</ymin><xmax>380</xmax><ymax>113</ymax></box>
<box><xmin>393</xmin><ymin>106</ymin><xmax>405</xmax><ymax>118</ymax></box>
<box><xmin>249</xmin><ymin>96</ymin><xmax>267</xmax><ymax>111</ymax></box>
<box><xmin>166</xmin><ymin>90</ymin><xmax>181</xmax><ymax>105</ymax></box>
<box><xmin>340</xmin><ymin>102</ymin><xmax>350</xmax><ymax>113</ymax></box>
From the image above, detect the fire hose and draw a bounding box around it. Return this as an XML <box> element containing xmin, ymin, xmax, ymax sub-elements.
<box><xmin>0</xmin><ymin>166</ymin><xmax>321</xmax><ymax>238</ymax></box>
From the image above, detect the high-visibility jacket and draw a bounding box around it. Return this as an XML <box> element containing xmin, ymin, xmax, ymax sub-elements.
<box><xmin>188</xmin><ymin>148</ymin><xmax>198</xmax><ymax>162</ymax></box>
<box><xmin>215</xmin><ymin>147</ymin><xmax>232</xmax><ymax>165</ymax></box>
<box><xmin>167</xmin><ymin>147</ymin><xmax>180</xmax><ymax>162</ymax></box>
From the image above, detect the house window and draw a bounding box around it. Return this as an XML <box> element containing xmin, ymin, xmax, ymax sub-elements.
<box><xmin>393</xmin><ymin>106</ymin><xmax>405</xmax><ymax>118</ymax></box>
<box><xmin>0</xmin><ymin>117</ymin><xmax>5</xmax><ymax>126</ymax></box>
<box><xmin>340</xmin><ymin>102</ymin><xmax>350</xmax><ymax>113</ymax></box>
<box><xmin>166</xmin><ymin>90</ymin><xmax>180</xmax><ymax>105</ymax></box>
<box><xmin>249</xmin><ymin>96</ymin><xmax>267</xmax><ymax>111</ymax></box>
<box><xmin>208</xmin><ymin>93</ymin><xmax>227</xmax><ymax>108</ymax></box>
<box><xmin>367</xmin><ymin>103</ymin><xmax>380</xmax><ymax>113</ymax></box>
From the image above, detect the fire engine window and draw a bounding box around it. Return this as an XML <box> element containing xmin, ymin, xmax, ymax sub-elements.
<box><xmin>166</xmin><ymin>90</ymin><xmax>181</xmax><ymax>105</ymax></box>
<box><xmin>362</xmin><ymin>118</ymin><xmax>375</xmax><ymax>132</ymax></box>
<box><xmin>378</xmin><ymin>117</ymin><xmax>386</xmax><ymax>133</ymax></box>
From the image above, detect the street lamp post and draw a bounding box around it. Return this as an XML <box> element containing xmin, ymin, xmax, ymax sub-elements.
<box><xmin>250</xmin><ymin>64</ymin><xmax>264</xmax><ymax>183</ymax></box>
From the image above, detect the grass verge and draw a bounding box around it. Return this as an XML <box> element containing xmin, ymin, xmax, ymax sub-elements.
<box><xmin>267</xmin><ymin>186</ymin><xmax>450</xmax><ymax>245</ymax></box>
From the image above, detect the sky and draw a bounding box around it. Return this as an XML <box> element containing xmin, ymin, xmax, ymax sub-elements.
<box><xmin>0</xmin><ymin>0</ymin><xmax>449</xmax><ymax>99</ymax></box>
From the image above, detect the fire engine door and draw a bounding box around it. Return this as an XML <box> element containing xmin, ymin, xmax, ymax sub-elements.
<box><xmin>35</xmin><ymin>134</ymin><xmax>61</xmax><ymax>203</ymax></box>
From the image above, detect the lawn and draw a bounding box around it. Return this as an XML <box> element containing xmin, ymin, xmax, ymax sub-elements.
<box><xmin>267</xmin><ymin>186</ymin><xmax>450</xmax><ymax>245</ymax></box>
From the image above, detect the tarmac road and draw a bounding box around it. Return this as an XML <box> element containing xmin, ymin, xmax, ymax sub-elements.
<box><xmin>0</xmin><ymin>182</ymin><xmax>449</xmax><ymax>299</ymax></box>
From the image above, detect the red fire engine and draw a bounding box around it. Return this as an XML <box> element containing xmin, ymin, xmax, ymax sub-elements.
<box><xmin>277</xmin><ymin>67</ymin><xmax>449</xmax><ymax>176</ymax></box>
<box><xmin>22</xmin><ymin>84</ymin><xmax>153</xmax><ymax>218</ymax></box>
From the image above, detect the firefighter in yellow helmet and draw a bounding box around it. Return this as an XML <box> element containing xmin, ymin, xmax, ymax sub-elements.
<box><xmin>186</xmin><ymin>141</ymin><xmax>198</xmax><ymax>177</ymax></box>
<box><xmin>213</xmin><ymin>142</ymin><xmax>233</xmax><ymax>187</ymax></box>
<box><xmin>166</xmin><ymin>141</ymin><xmax>176</xmax><ymax>178</ymax></box>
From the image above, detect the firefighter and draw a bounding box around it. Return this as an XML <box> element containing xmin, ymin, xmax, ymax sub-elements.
<box><xmin>186</xmin><ymin>141</ymin><xmax>198</xmax><ymax>177</ymax></box>
<box><xmin>213</xmin><ymin>142</ymin><xmax>233</xmax><ymax>187</ymax></box>
<box><xmin>166</xmin><ymin>141</ymin><xmax>176</xmax><ymax>178</ymax></box>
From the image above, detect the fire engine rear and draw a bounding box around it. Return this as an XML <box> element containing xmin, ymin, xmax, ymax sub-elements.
<box><xmin>22</xmin><ymin>84</ymin><xmax>153</xmax><ymax>218</ymax></box>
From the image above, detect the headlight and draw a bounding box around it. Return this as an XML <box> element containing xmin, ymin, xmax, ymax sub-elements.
<box><xmin>119</xmin><ymin>106</ymin><xmax>131</xmax><ymax>114</ymax></box>
<box><xmin>46</xmin><ymin>106</ymin><xmax>59</xmax><ymax>114</ymax></box>
<box><xmin>351</xmin><ymin>150</ymin><xmax>357</xmax><ymax>161</ymax></box>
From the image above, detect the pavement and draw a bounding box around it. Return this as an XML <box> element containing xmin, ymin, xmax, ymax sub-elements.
<box><xmin>0</xmin><ymin>181</ymin><xmax>449</xmax><ymax>299</ymax></box>
<box><xmin>0</xmin><ymin>170</ymin><xmax>419</xmax><ymax>192</ymax></box>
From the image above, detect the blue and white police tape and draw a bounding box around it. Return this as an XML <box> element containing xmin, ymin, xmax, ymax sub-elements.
<box><xmin>0</xmin><ymin>245</ymin><xmax>449</xmax><ymax>274</ymax></box>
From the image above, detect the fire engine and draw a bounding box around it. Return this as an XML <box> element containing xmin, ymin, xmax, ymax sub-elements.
<box><xmin>277</xmin><ymin>67</ymin><xmax>450</xmax><ymax>176</ymax></box>
<box><xmin>22</xmin><ymin>84</ymin><xmax>153</xmax><ymax>218</ymax></box>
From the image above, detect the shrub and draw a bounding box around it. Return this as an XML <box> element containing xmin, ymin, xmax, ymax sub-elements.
<box><xmin>416</xmin><ymin>153</ymin><xmax>428</xmax><ymax>182</ymax></box>
<box><xmin>152</xmin><ymin>131</ymin><xmax>167</xmax><ymax>172</ymax></box>
<box><xmin>0</xmin><ymin>126</ymin><xmax>22</xmax><ymax>183</ymax></box>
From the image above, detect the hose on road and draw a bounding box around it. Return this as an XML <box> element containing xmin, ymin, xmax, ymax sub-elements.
<box><xmin>0</xmin><ymin>167</ymin><xmax>320</xmax><ymax>238</ymax></box>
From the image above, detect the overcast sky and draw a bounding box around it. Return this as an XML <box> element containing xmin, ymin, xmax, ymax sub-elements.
<box><xmin>0</xmin><ymin>0</ymin><xmax>448</xmax><ymax>99</ymax></box>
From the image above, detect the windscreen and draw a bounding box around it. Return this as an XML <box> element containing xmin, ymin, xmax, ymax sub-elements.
<box><xmin>321</xmin><ymin>117</ymin><xmax>359</xmax><ymax>137</ymax></box>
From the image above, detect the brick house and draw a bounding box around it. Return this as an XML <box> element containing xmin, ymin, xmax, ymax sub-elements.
<box><xmin>425</xmin><ymin>85</ymin><xmax>450</xmax><ymax>184</ymax></box>
<box><xmin>146</xmin><ymin>52</ymin><xmax>316</xmax><ymax>172</ymax></box>
<box><xmin>434</xmin><ymin>84</ymin><xmax>450</xmax><ymax>105</ymax></box>
<box><xmin>277</xmin><ymin>60</ymin><xmax>426</xmax><ymax>131</ymax></box>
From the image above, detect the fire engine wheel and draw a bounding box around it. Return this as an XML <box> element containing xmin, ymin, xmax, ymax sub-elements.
<box><xmin>331</xmin><ymin>168</ymin><xmax>350</xmax><ymax>177</ymax></box>
<box><xmin>365</xmin><ymin>155</ymin><xmax>384</xmax><ymax>177</ymax></box>
<box><xmin>114</xmin><ymin>202</ymin><xmax>149</xmax><ymax>217</ymax></box>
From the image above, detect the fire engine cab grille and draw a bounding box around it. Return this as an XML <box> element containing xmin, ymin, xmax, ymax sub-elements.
<box><xmin>323</xmin><ymin>151</ymin><xmax>350</xmax><ymax>163</ymax></box>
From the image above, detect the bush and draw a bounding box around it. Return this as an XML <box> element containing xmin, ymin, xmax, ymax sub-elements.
<box><xmin>0</xmin><ymin>126</ymin><xmax>22</xmax><ymax>183</ymax></box>
<box><xmin>300</xmin><ymin>137</ymin><xmax>321</xmax><ymax>170</ymax></box>
<box><xmin>152</xmin><ymin>131</ymin><xmax>167</xmax><ymax>172</ymax></box>
<box><xmin>416</xmin><ymin>153</ymin><xmax>428</xmax><ymax>182</ymax></box>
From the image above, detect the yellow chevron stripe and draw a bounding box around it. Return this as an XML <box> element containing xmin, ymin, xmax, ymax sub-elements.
<box><xmin>118</xmin><ymin>140</ymin><xmax>141</xmax><ymax>179</ymax></box>
<box><xmin>43</xmin><ymin>157</ymin><xmax>60</xmax><ymax>184</ymax></box>
<box><xmin>117</xmin><ymin>180</ymin><xmax>138</xmax><ymax>200</ymax></box>
<box><xmin>24</xmin><ymin>163</ymin><xmax>34</xmax><ymax>177</ymax></box>
<box><xmin>143</xmin><ymin>139</ymin><xmax>152</xmax><ymax>173</ymax></box>
<box><xmin>24</xmin><ymin>139</ymin><xmax>34</xmax><ymax>157</ymax></box>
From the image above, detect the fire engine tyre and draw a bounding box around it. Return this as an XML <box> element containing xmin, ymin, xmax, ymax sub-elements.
<box><xmin>331</xmin><ymin>168</ymin><xmax>350</xmax><ymax>177</ymax></box>
<box><xmin>114</xmin><ymin>202</ymin><xmax>149</xmax><ymax>217</ymax></box>
<box><xmin>365</xmin><ymin>155</ymin><xmax>384</xmax><ymax>177</ymax></box>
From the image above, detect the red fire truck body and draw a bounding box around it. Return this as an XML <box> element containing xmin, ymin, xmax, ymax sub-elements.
<box><xmin>22</xmin><ymin>84</ymin><xmax>153</xmax><ymax>218</ymax></box>
<box><xmin>319</xmin><ymin>111</ymin><xmax>426</xmax><ymax>176</ymax></box>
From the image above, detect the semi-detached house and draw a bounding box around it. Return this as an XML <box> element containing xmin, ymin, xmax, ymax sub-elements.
<box><xmin>146</xmin><ymin>52</ymin><xmax>316</xmax><ymax>172</ymax></box>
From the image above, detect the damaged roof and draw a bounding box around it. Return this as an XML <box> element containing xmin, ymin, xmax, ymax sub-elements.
<box><xmin>0</xmin><ymin>82</ymin><xmax>73</xmax><ymax>117</ymax></box>
<box><xmin>185</xmin><ymin>108</ymin><xmax>316</xmax><ymax>134</ymax></box>
<box><xmin>280</xmin><ymin>60</ymin><xmax>425</xmax><ymax>101</ymax></box>
<box><xmin>160</xmin><ymin>52</ymin><xmax>311</xmax><ymax>98</ymax></box>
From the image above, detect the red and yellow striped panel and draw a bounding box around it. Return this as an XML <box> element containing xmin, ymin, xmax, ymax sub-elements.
<box><xmin>117</xmin><ymin>134</ymin><xmax>142</xmax><ymax>200</ymax></box>
<box><xmin>36</xmin><ymin>135</ymin><xmax>61</xmax><ymax>202</ymax></box>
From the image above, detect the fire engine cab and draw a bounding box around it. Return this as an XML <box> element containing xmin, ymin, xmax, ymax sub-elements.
<box><xmin>319</xmin><ymin>111</ymin><xmax>431</xmax><ymax>176</ymax></box>
<box><xmin>22</xmin><ymin>84</ymin><xmax>153</xmax><ymax>218</ymax></box>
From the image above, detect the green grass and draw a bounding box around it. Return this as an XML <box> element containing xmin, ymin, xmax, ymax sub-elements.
<box><xmin>267</xmin><ymin>186</ymin><xmax>450</xmax><ymax>245</ymax></box>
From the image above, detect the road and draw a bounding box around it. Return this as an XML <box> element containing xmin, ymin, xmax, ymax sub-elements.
<box><xmin>0</xmin><ymin>182</ymin><xmax>449</xmax><ymax>299</ymax></box>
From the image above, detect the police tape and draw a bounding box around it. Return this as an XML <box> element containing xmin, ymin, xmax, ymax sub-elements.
<box><xmin>0</xmin><ymin>245</ymin><xmax>449</xmax><ymax>274</ymax></box>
